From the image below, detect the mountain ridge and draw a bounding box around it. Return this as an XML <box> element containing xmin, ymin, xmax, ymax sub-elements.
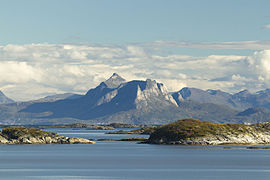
<box><xmin>21</xmin><ymin>75</ymin><xmax>178</xmax><ymax>123</ymax></box>
<box><xmin>1</xmin><ymin>73</ymin><xmax>270</xmax><ymax>125</ymax></box>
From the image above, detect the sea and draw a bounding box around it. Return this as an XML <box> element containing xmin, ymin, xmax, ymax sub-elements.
<box><xmin>0</xmin><ymin>128</ymin><xmax>270</xmax><ymax>180</ymax></box>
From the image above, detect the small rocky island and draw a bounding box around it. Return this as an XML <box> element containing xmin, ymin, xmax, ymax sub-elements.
<box><xmin>0</xmin><ymin>127</ymin><xmax>95</xmax><ymax>144</ymax></box>
<box><xmin>37</xmin><ymin>123</ymin><xmax>150</xmax><ymax>130</ymax></box>
<box><xmin>107</xmin><ymin>126</ymin><xmax>156</xmax><ymax>135</ymax></box>
<box><xmin>146</xmin><ymin>119</ymin><xmax>270</xmax><ymax>145</ymax></box>
<box><xmin>42</xmin><ymin>123</ymin><xmax>115</xmax><ymax>130</ymax></box>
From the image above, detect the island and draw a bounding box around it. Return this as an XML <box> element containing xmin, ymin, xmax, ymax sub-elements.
<box><xmin>106</xmin><ymin>126</ymin><xmax>156</xmax><ymax>135</ymax></box>
<box><xmin>107</xmin><ymin>123</ymin><xmax>149</xmax><ymax>128</ymax></box>
<box><xmin>0</xmin><ymin>127</ymin><xmax>96</xmax><ymax>144</ymax></box>
<box><xmin>146</xmin><ymin>119</ymin><xmax>270</xmax><ymax>145</ymax></box>
<box><xmin>38</xmin><ymin>123</ymin><xmax>115</xmax><ymax>130</ymax></box>
<box><xmin>35</xmin><ymin>123</ymin><xmax>150</xmax><ymax>130</ymax></box>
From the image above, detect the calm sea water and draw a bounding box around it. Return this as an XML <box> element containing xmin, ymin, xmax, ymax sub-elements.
<box><xmin>0</xmin><ymin>128</ymin><xmax>270</xmax><ymax>180</ymax></box>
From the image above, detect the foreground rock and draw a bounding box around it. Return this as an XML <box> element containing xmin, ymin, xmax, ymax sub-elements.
<box><xmin>147</xmin><ymin>119</ymin><xmax>270</xmax><ymax>145</ymax></box>
<box><xmin>0</xmin><ymin>127</ymin><xmax>96</xmax><ymax>144</ymax></box>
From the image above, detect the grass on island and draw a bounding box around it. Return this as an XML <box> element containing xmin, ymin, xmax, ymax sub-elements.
<box><xmin>149</xmin><ymin>119</ymin><xmax>258</xmax><ymax>141</ymax></box>
<box><xmin>1</xmin><ymin>127</ymin><xmax>57</xmax><ymax>139</ymax></box>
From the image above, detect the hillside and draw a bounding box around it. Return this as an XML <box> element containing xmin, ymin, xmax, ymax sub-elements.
<box><xmin>0</xmin><ymin>127</ymin><xmax>95</xmax><ymax>144</ymax></box>
<box><xmin>147</xmin><ymin>119</ymin><xmax>270</xmax><ymax>145</ymax></box>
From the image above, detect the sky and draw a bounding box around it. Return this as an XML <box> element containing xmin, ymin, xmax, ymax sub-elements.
<box><xmin>0</xmin><ymin>0</ymin><xmax>270</xmax><ymax>101</ymax></box>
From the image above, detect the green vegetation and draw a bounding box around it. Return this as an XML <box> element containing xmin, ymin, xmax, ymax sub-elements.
<box><xmin>1</xmin><ymin>127</ymin><xmax>57</xmax><ymax>139</ymax></box>
<box><xmin>149</xmin><ymin>119</ymin><xmax>257</xmax><ymax>141</ymax></box>
<box><xmin>0</xmin><ymin>127</ymin><xmax>95</xmax><ymax>144</ymax></box>
<box><xmin>252</xmin><ymin>122</ymin><xmax>270</xmax><ymax>132</ymax></box>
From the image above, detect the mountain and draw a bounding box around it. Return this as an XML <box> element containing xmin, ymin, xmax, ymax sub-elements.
<box><xmin>172</xmin><ymin>87</ymin><xmax>235</xmax><ymax>108</ymax></box>
<box><xmin>172</xmin><ymin>87</ymin><xmax>270</xmax><ymax>111</ymax></box>
<box><xmin>34</xmin><ymin>93</ymin><xmax>82</xmax><ymax>102</ymax></box>
<box><xmin>0</xmin><ymin>91</ymin><xmax>14</xmax><ymax>104</ymax></box>
<box><xmin>103</xmin><ymin>73</ymin><xmax>126</xmax><ymax>88</ymax></box>
<box><xmin>235</xmin><ymin>107</ymin><xmax>270</xmax><ymax>123</ymax></box>
<box><xmin>1</xmin><ymin>73</ymin><xmax>270</xmax><ymax>125</ymax></box>
<box><xmin>20</xmin><ymin>74</ymin><xmax>179</xmax><ymax>124</ymax></box>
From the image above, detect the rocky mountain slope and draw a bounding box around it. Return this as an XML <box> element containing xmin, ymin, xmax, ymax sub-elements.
<box><xmin>20</xmin><ymin>73</ymin><xmax>179</xmax><ymax>124</ymax></box>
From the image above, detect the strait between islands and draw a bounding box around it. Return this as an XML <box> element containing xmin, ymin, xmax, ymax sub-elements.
<box><xmin>2</xmin><ymin>119</ymin><xmax>270</xmax><ymax>145</ymax></box>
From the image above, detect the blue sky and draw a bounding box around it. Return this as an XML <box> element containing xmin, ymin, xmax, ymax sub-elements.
<box><xmin>1</xmin><ymin>0</ymin><xmax>269</xmax><ymax>45</ymax></box>
<box><xmin>0</xmin><ymin>0</ymin><xmax>270</xmax><ymax>100</ymax></box>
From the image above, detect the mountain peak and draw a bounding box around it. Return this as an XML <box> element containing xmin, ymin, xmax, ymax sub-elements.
<box><xmin>111</xmin><ymin>73</ymin><xmax>122</xmax><ymax>79</ymax></box>
<box><xmin>104</xmin><ymin>73</ymin><xmax>126</xmax><ymax>88</ymax></box>
<box><xmin>0</xmin><ymin>90</ymin><xmax>14</xmax><ymax>104</ymax></box>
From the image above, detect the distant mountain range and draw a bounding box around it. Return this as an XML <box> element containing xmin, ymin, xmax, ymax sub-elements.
<box><xmin>172</xmin><ymin>87</ymin><xmax>270</xmax><ymax>111</ymax></box>
<box><xmin>2</xmin><ymin>73</ymin><xmax>270</xmax><ymax>125</ymax></box>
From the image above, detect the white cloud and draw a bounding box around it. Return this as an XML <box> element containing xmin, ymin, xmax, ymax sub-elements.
<box><xmin>157</xmin><ymin>79</ymin><xmax>187</xmax><ymax>92</ymax></box>
<box><xmin>263</xmin><ymin>24</ymin><xmax>270</xmax><ymax>29</ymax></box>
<box><xmin>149</xmin><ymin>40</ymin><xmax>270</xmax><ymax>50</ymax></box>
<box><xmin>0</xmin><ymin>61</ymin><xmax>42</xmax><ymax>83</ymax></box>
<box><xmin>126</xmin><ymin>45</ymin><xmax>148</xmax><ymax>57</ymax></box>
<box><xmin>0</xmin><ymin>43</ymin><xmax>269</xmax><ymax>101</ymax></box>
<box><xmin>248</xmin><ymin>50</ymin><xmax>270</xmax><ymax>83</ymax></box>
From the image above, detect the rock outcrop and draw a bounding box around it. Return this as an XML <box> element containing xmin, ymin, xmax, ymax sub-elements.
<box><xmin>147</xmin><ymin>119</ymin><xmax>270</xmax><ymax>145</ymax></box>
<box><xmin>0</xmin><ymin>127</ymin><xmax>95</xmax><ymax>144</ymax></box>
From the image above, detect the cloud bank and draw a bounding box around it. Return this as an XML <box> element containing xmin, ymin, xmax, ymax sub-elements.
<box><xmin>149</xmin><ymin>41</ymin><xmax>270</xmax><ymax>50</ymax></box>
<box><xmin>0</xmin><ymin>43</ymin><xmax>269</xmax><ymax>101</ymax></box>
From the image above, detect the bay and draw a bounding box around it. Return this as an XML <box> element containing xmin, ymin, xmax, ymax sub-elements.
<box><xmin>0</xmin><ymin>128</ymin><xmax>270</xmax><ymax>180</ymax></box>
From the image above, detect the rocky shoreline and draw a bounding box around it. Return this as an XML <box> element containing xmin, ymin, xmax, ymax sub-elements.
<box><xmin>3</xmin><ymin>119</ymin><xmax>270</xmax><ymax>146</ymax></box>
<box><xmin>147</xmin><ymin>133</ymin><xmax>270</xmax><ymax>145</ymax></box>
<box><xmin>146</xmin><ymin>119</ymin><xmax>270</xmax><ymax>145</ymax></box>
<box><xmin>0</xmin><ymin>127</ymin><xmax>95</xmax><ymax>144</ymax></box>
